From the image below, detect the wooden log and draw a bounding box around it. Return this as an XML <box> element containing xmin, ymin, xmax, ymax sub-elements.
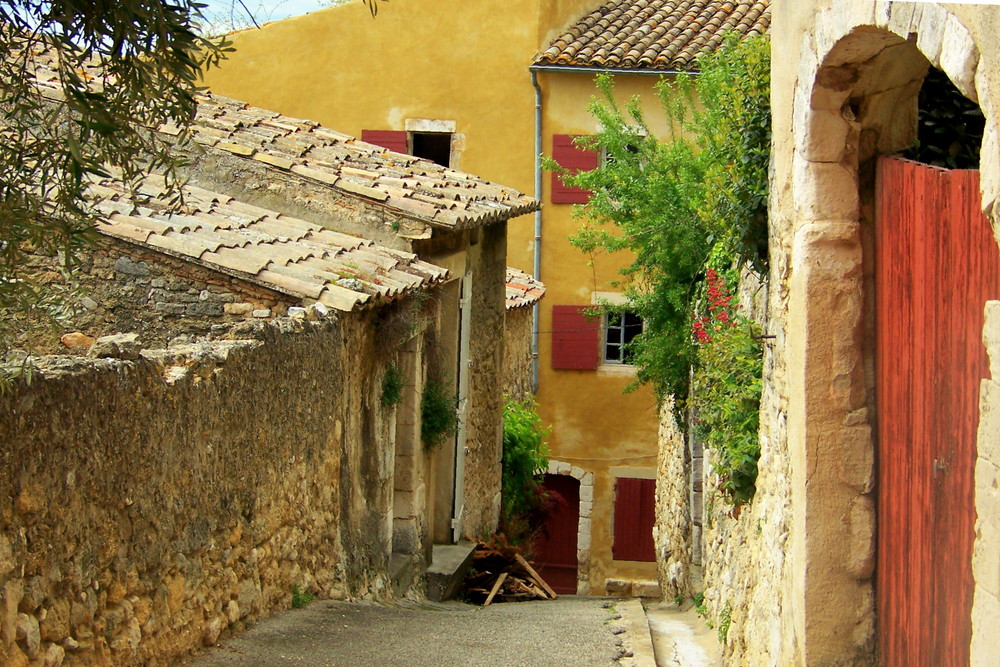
<box><xmin>483</xmin><ymin>572</ymin><xmax>508</xmax><ymax>607</ymax></box>
<box><xmin>515</xmin><ymin>554</ymin><xmax>558</xmax><ymax>599</ymax></box>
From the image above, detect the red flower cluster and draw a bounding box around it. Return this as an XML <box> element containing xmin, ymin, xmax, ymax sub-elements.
<box><xmin>692</xmin><ymin>269</ymin><xmax>736</xmax><ymax>345</ymax></box>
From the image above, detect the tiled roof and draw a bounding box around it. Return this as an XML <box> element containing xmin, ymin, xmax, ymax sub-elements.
<box><xmin>22</xmin><ymin>49</ymin><xmax>539</xmax><ymax>232</ymax></box>
<box><xmin>505</xmin><ymin>268</ymin><xmax>546</xmax><ymax>311</ymax></box>
<box><xmin>534</xmin><ymin>0</ymin><xmax>770</xmax><ymax>71</ymax></box>
<box><xmin>90</xmin><ymin>175</ymin><xmax>449</xmax><ymax>312</ymax></box>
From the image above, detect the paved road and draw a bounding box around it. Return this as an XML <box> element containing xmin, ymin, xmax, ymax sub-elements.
<box><xmin>190</xmin><ymin>597</ymin><xmax>634</xmax><ymax>666</ymax></box>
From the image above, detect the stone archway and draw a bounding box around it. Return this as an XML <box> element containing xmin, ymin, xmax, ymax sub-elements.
<box><xmin>785</xmin><ymin>3</ymin><xmax>998</xmax><ymax>664</ymax></box>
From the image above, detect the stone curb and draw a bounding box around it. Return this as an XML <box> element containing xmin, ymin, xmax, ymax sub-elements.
<box><xmin>617</xmin><ymin>599</ymin><xmax>657</xmax><ymax>667</ymax></box>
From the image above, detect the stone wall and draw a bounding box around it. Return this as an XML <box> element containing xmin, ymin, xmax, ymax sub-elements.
<box><xmin>685</xmin><ymin>3</ymin><xmax>1000</xmax><ymax>665</ymax></box>
<box><xmin>459</xmin><ymin>222</ymin><xmax>508</xmax><ymax>540</ymax></box>
<box><xmin>12</xmin><ymin>242</ymin><xmax>294</xmax><ymax>355</ymax></box>
<box><xmin>0</xmin><ymin>310</ymin><xmax>405</xmax><ymax>665</ymax></box>
<box><xmin>503</xmin><ymin>305</ymin><xmax>534</xmax><ymax>401</ymax></box>
<box><xmin>652</xmin><ymin>398</ymin><xmax>690</xmax><ymax>602</ymax></box>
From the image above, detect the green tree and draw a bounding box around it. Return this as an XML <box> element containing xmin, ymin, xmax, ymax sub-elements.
<box><xmin>559</xmin><ymin>34</ymin><xmax>770</xmax><ymax>404</ymax></box>
<box><xmin>0</xmin><ymin>1</ymin><xmax>230</xmax><ymax>353</ymax></box>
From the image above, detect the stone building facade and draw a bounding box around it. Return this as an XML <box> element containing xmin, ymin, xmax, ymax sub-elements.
<box><xmin>661</xmin><ymin>2</ymin><xmax>1000</xmax><ymax>665</ymax></box>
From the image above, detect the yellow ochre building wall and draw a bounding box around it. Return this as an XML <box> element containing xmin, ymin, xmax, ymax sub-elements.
<box><xmin>202</xmin><ymin>0</ymin><xmax>675</xmax><ymax>595</ymax></box>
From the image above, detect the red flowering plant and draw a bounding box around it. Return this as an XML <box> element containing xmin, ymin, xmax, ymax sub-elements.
<box><xmin>690</xmin><ymin>267</ymin><xmax>763</xmax><ymax>509</ymax></box>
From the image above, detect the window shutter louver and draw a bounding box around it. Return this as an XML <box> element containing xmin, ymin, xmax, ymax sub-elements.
<box><xmin>551</xmin><ymin>134</ymin><xmax>598</xmax><ymax>204</ymax></box>
<box><xmin>551</xmin><ymin>305</ymin><xmax>600</xmax><ymax>370</ymax></box>
<box><xmin>361</xmin><ymin>129</ymin><xmax>409</xmax><ymax>154</ymax></box>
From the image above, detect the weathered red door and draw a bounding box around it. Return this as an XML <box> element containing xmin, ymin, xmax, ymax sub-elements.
<box><xmin>532</xmin><ymin>474</ymin><xmax>580</xmax><ymax>595</ymax></box>
<box><xmin>876</xmin><ymin>156</ymin><xmax>1000</xmax><ymax>666</ymax></box>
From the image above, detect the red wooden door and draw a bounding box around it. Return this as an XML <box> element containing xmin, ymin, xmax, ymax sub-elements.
<box><xmin>876</xmin><ymin>156</ymin><xmax>1000</xmax><ymax>666</ymax></box>
<box><xmin>532</xmin><ymin>474</ymin><xmax>580</xmax><ymax>595</ymax></box>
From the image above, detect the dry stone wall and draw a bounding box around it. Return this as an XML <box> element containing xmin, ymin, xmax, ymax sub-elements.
<box><xmin>0</xmin><ymin>312</ymin><xmax>399</xmax><ymax>666</ymax></box>
<box><xmin>13</xmin><ymin>242</ymin><xmax>294</xmax><ymax>355</ymax></box>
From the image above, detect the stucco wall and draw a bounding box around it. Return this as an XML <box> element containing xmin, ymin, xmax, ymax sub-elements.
<box><xmin>0</xmin><ymin>312</ymin><xmax>402</xmax><ymax>665</ymax></box>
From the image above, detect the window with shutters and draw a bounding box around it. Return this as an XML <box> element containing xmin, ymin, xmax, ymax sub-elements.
<box><xmin>362</xmin><ymin>123</ymin><xmax>456</xmax><ymax>168</ymax></box>
<box><xmin>612</xmin><ymin>477</ymin><xmax>656</xmax><ymax>562</ymax></box>
<box><xmin>551</xmin><ymin>134</ymin><xmax>598</xmax><ymax>204</ymax></box>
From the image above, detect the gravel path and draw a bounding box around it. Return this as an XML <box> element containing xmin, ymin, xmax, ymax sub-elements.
<box><xmin>190</xmin><ymin>597</ymin><xmax>631</xmax><ymax>666</ymax></box>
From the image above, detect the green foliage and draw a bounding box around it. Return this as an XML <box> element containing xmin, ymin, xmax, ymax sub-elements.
<box><xmin>718</xmin><ymin>601</ymin><xmax>733</xmax><ymax>644</ymax></box>
<box><xmin>291</xmin><ymin>585</ymin><xmax>314</xmax><ymax>608</ymax></box>
<box><xmin>693</xmin><ymin>591</ymin><xmax>707</xmax><ymax>618</ymax></box>
<box><xmin>903</xmin><ymin>67</ymin><xmax>984</xmax><ymax>169</ymax></box>
<box><xmin>380</xmin><ymin>366</ymin><xmax>404</xmax><ymax>407</ymax></box>
<box><xmin>559</xmin><ymin>34</ymin><xmax>771</xmax><ymax>403</ymax></box>
<box><xmin>421</xmin><ymin>378</ymin><xmax>458</xmax><ymax>451</ymax></box>
<box><xmin>500</xmin><ymin>397</ymin><xmax>550</xmax><ymax>541</ymax></box>
<box><xmin>0</xmin><ymin>2</ymin><xmax>230</xmax><ymax>353</ymax></box>
<box><xmin>691</xmin><ymin>269</ymin><xmax>762</xmax><ymax>508</ymax></box>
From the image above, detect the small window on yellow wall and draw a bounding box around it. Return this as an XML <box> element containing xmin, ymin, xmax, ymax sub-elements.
<box><xmin>411</xmin><ymin>132</ymin><xmax>452</xmax><ymax>168</ymax></box>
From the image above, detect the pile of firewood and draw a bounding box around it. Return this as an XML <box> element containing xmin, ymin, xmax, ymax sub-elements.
<box><xmin>462</xmin><ymin>541</ymin><xmax>558</xmax><ymax>606</ymax></box>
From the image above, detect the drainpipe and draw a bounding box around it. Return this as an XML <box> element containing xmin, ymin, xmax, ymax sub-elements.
<box><xmin>531</xmin><ymin>69</ymin><xmax>543</xmax><ymax>394</ymax></box>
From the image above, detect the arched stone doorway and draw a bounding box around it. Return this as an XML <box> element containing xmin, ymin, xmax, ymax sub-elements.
<box><xmin>786</xmin><ymin>5</ymin><xmax>999</xmax><ymax>664</ymax></box>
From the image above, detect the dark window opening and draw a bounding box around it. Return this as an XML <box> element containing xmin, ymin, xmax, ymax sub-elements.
<box><xmin>411</xmin><ymin>132</ymin><xmax>452</xmax><ymax>167</ymax></box>
<box><xmin>604</xmin><ymin>311</ymin><xmax>643</xmax><ymax>364</ymax></box>
<box><xmin>903</xmin><ymin>67</ymin><xmax>984</xmax><ymax>169</ymax></box>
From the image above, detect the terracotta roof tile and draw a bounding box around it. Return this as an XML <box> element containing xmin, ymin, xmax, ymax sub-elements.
<box><xmin>534</xmin><ymin>0</ymin><xmax>770</xmax><ymax>72</ymax></box>
<box><xmin>505</xmin><ymin>268</ymin><xmax>546</xmax><ymax>311</ymax></box>
<box><xmin>91</xmin><ymin>175</ymin><xmax>449</xmax><ymax>311</ymax></box>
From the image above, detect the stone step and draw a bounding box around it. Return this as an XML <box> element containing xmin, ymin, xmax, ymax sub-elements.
<box><xmin>426</xmin><ymin>541</ymin><xmax>476</xmax><ymax>602</ymax></box>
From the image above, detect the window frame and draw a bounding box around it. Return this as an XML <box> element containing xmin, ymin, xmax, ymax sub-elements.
<box><xmin>603</xmin><ymin>310</ymin><xmax>643</xmax><ymax>365</ymax></box>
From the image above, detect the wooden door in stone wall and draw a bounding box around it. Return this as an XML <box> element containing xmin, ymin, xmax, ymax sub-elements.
<box><xmin>531</xmin><ymin>474</ymin><xmax>579</xmax><ymax>595</ymax></box>
<box><xmin>876</xmin><ymin>156</ymin><xmax>1000</xmax><ymax>666</ymax></box>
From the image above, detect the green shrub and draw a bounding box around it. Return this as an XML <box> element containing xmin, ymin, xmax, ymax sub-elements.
<box><xmin>291</xmin><ymin>585</ymin><xmax>313</xmax><ymax>608</ymax></box>
<box><xmin>380</xmin><ymin>366</ymin><xmax>404</xmax><ymax>407</ymax></box>
<box><xmin>421</xmin><ymin>378</ymin><xmax>458</xmax><ymax>451</ymax></box>
<box><xmin>500</xmin><ymin>397</ymin><xmax>550</xmax><ymax>541</ymax></box>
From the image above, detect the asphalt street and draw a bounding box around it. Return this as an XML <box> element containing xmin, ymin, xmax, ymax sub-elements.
<box><xmin>189</xmin><ymin>597</ymin><xmax>633</xmax><ymax>666</ymax></box>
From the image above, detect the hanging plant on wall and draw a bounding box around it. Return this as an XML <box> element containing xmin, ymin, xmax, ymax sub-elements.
<box><xmin>421</xmin><ymin>377</ymin><xmax>459</xmax><ymax>451</ymax></box>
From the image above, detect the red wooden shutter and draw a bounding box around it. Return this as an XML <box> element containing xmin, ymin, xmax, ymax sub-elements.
<box><xmin>613</xmin><ymin>477</ymin><xmax>656</xmax><ymax>562</ymax></box>
<box><xmin>551</xmin><ymin>305</ymin><xmax>599</xmax><ymax>370</ymax></box>
<box><xmin>551</xmin><ymin>134</ymin><xmax>598</xmax><ymax>204</ymax></box>
<box><xmin>361</xmin><ymin>130</ymin><xmax>408</xmax><ymax>154</ymax></box>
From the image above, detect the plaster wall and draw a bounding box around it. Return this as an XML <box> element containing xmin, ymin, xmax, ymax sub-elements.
<box><xmin>534</xmin><ymin>71</ymin><xmax>676</xmax><ymax>593</ymax></box>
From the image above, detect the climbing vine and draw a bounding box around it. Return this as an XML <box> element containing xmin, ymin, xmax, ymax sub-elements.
<box><xmin>690</xmin><ymin>268</ymin><xmax>762</xmax><ymax>507</ymax></box>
